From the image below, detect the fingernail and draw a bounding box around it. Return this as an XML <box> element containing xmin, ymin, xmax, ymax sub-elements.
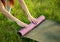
<box><xmin>32</xmin><ymin>21</ymin><xmax>37</xmax><ymax>24</ymax></box>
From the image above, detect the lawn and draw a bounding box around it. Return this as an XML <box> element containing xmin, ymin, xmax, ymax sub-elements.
<box><xmin>0</xmin><ymin>0</ymin><xmax>60</xmax><ymax>42</ymax></box>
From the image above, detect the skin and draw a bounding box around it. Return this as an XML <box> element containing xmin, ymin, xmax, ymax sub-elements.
<box><xmin>0</xmin><ymin>0</ymin><xmax>37</xmax><ymax>27</ymax></box>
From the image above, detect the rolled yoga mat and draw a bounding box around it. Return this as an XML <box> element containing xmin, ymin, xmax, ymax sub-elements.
<box><xmin>18</xmin><ymin>15</ymin><xmax>45</xmax><ymax>36</ymax></box>
<box><xmin>24</xmin><ymin>20</ymin><xmax>60</xmax><ymax>42</ymax></box>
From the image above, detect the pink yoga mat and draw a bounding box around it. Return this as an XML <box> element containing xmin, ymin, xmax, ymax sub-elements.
<box><xmin>18</xmin><ymin>15</ymin><xmax>45</xmax><ymax>36</ymax></box>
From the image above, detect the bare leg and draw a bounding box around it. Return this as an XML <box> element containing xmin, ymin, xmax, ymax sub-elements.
<box><xmin>18</xmin><ymin>0</ymin><xmax>38</xmax><ymax>24</ymax></box>
<box><xmin>0</xmin><ymin>0</ymin><xmax>28</xmax><ymax>27</ymax></box>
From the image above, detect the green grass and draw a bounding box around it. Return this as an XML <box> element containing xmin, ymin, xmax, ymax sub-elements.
<box><xmin>0</xmin><ymin>0</ymin><xmax>60</xmax><ymax>42</ymax></box>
